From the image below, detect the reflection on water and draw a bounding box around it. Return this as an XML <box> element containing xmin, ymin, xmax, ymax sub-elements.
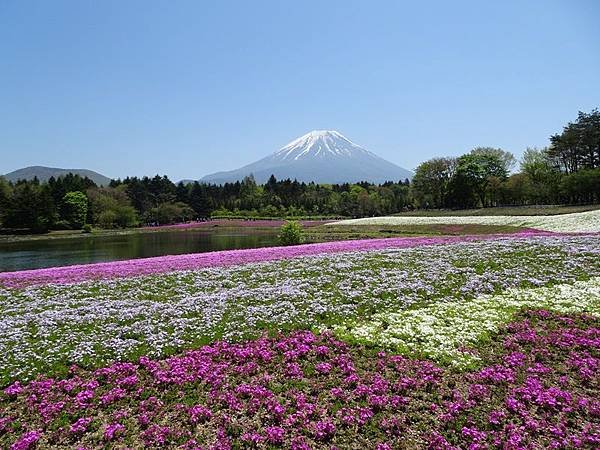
<box><xmin>0</xmin><ymin>229</ymin><xmax>281</xmax><ymax>272</ymax></box>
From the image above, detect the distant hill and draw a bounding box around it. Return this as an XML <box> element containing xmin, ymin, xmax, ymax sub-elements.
<box><xmin>2</xmin><ymin>166</ymin><xmax>111</xmax><ymax>186</ymax></box>
<box><xmin>201</xmin><ymin>130</ymin><xmax>413</xmax><ymax>185</ymax></box>
<box><xmin>177</xmin><ymin>179</ymin><xmax>197</xmax><ymax>185</ymax></box>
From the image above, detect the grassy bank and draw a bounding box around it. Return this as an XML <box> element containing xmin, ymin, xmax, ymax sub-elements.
<box><xmin>0</xmin><ymin>220</ymin><xmax>326</xmax><ymax>244</ymax></box>
<box><xmin>305</xmin><ymin>223</ymin><xmax>527</xmax><ymax>242</ymax></box>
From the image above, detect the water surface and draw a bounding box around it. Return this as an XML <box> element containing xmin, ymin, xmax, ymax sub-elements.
<box><xmin>0</xmin><ymin>229</ymin><xmax>280</xmax><ymax>272</ymax></box>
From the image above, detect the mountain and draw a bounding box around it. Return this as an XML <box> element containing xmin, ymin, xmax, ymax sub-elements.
<box><xmin>201</xmin><ymin>130</ymin><xmax>413</xmax><ymax>184</ymax></box>
<box><xmin>177</xmin><ymin>179</ymin><xmax>197</xmax><ymax>185</ymax></box>
<box><xmin>2</xmin><ymin>166</ymin><xmax>111</xmax><ymax>186</ymax></box>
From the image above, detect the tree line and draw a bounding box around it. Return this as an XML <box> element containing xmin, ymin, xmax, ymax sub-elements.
<box><xmin>0</xmin><ymin>109</ymin><xmax>598</xmax><ymax>232</ymax></box>
<box><xmin>411</xmin><ymin>109</ymin><xmax>599</xmax><ymax>209</ymax></box>
<box><xmin>0</xmin><ymin>173</ymin><xmax>412</xmax><ymax>232</ymax></box>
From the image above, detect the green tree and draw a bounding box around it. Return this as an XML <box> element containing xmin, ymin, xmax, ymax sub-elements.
<box><xmin>4</xmin><ymin>183</ymin><xmax>56</xmax><ymax>232</ymax></box>
<box><xmin>470</xmin><ymin>147</ymin><xmax>516</xmax><ymax>173</ymax></box>
<box><xmin>0</xmin><ymin>177</ymin><xmax>12</xmax><ymax>226</ymax></box>
<box><xmin>547</xmin><ymin>109</ymin><xmax>600</xmax><ymax>173</ymax></box>
<box><xmin>454</xmin><ymin>152</ymin><xmax>508</xmax><ymax>207</ymax></box>
<box><xmin>97</xmin><ymin>210</ymin><xmax>118</xmax><ymax>229</ymax></box>
<box><xmin>62</xmin><ymin>191</ymin><xmax>88</xmax><ymax>229</ymax></box>
<box><xmin>411</xmin><ymin>157</ymin><xmax>457</xmax><ymax>208</ymax></box>
<box><xmin>499</xmin><ymin>173</ymin><xmax>531</xmax><ymax>205</ymax></box>
<box><xmin>146</xmin><ymin>202</ymin><xmax>195</xmax><ymax>225</ymax></box>
<box><xmin>560</xmin><ymin>168</ymin><xmax>600</xmax><ymax>204</ymax></box>
<box><xmin>240</xmin><ymin>175</ymin><xmax>261</xmax><ymax>210</ymax></box>
<box><xmin>114</xmin><ymin>205</ymin><xmax>139</xmax><ymax>228</ymax></box>
<box><xmin>87</xmin><ymin>186</ymin><xmax>139</xmax><ymax>228</ymax></box>
<box><xmin>189</xmin><ymin>182</ymin><xmax>211</xmax><ymax>218</ymax></box>
<box><xmin>520</xmin><ymin>147</ymin><xmax>561</xmax><ymax>203</ymax></box>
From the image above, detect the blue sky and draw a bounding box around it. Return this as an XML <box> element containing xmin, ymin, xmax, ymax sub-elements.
<box><xmin>1</xmin><ymin>0</ymin><xmax>599</xmax><ymax>181</ymax></box>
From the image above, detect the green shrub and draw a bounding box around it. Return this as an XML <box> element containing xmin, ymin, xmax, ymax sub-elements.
<box><xmin>62</xmin><ymin>191</ymin><xmax>88</xmax><ymax>229</ymax></box>
<box><xmin>114</xmin><ymin>206</ymin><xmax>139</xmax><ymax>228</ymax></box>
<box><xmin>82</xmin><ymin>224</ymin><xmax>93</xmax><ymax>233</ymax></box>
<box><xmin>97</xmin><ymin>210</ymin><xmax>118</xmax><ymax>229</ymax></box>
<box><xmin>278</xmin><ymin>221</ymin><xmax>304</xmax><ymax>245</ymax></box>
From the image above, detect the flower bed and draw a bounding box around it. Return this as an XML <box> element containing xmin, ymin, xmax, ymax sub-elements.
<box><xmin>1</xmin><ymin>235</ymin><xmax>599</xmax><ymax>384</ymax></box>
<box><xmin>1</xmin><ymin>310</ymin><xmax>598</xmax><ymax>449</ymax></box>
<box><xmin>335</xmin><ymin>277</ymin><xmax>600</xmax><ymax>368</ymax></box>
<box><xmin>0</xmin><ymin>230</ymin><xmax>555</xmax><ymax>288</ymax></box>
<box><xmin>331</xmin><ymin>209</ymin><xmax>600</xmax><ymax>233</ymax></box>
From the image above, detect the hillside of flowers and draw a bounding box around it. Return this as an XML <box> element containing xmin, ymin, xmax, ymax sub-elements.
<box><xmin>1</xmin><ymin>231</ymin><xmax>599</xmax><ymax>448</ymax></box>
<box><xmin>332</xmin><ymin>209</ymin><xmax>600</xmax><ymax>233</ymax></box>
<box><xmin>1</xmin><ymin>310</ymin><xmax>599</xmax><ymax>449</ymax></box>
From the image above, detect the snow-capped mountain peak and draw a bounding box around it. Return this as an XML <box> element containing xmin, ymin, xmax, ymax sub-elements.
<box><xmin>274</xmin><ymin>130</ymin><xmax>369</xmax><ymax>161</ymax></box>
<box><xmin>201</xmin><ymin>130</ymin><xmax>413</xmax><ymax>184</ymax></box>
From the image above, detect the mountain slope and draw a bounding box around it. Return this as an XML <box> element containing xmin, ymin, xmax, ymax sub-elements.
<box><xmin>2</xmin><ymin>166</ymin><xmax>111</xmax><ymax>186</ymax></box>
<box><xmin>201</xmin><ymin>130</ymin><xmax>412</xmax><ymax>184</ymax></box>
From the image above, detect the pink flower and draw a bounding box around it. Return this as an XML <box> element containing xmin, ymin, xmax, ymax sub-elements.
<box><xmin>142</xmin><ymin>425</ymin><xmax>172</xmax><ymax>446</ymax></box>
<box><xmin>189</xmin><ymin>405</ymin><xmax>212</xmax><ymax>423</ymax></box>
<box><xmin>4</xmin><ymin>382</ymin><xmax>23</xmax><ymax>396</ymax></box>
<box><xmin>376</xmin><ymin>443</ymin><xmax>392</xmax><ymax>450</ymax></box>
<box><xmin>104</xmin><ymin>423</ymin><xmax>125</xmax><ymax>441</ymax></box>
<box><xmin>70</xmin><ymin>417</ymin><xmax>92</xmax><ymax>434</ymax></box>
<box><xmin>241</xmin><ymin>431</ymin><xmax>264</xmax><ymax>444</ymax></box>
<box><xmin>488</xmin><ymin>410</ymin><xmax>506</xmax><ymax>425</ymax></box>
<box><xmin>10</xmin><ymin>431</ymin><xmax>42</xmax><ymax>450</ymax></box>
<box><xmin>314</xmin><ymin>420</ymin><xmax>336</xmax><ymax>441</ymax></box>
<box><xmin>75</xmin><ymin>389</ymin><xmax>94</xmax><ymax>407</ymax></box>
<box><xmin>100</xmin><ymin>387</ymin><xmax>126</xmax><ymax>405</ymax></box>
<box><xmin>285</xmin><ymin>362</ymin><xmax>303</xmax><ymax>378</ymax></box>
<box><xmin>265</xmin><ymin>426</ymin><xmax>285</xmax><ymax>444</ymax></box>
<box><xmin>315</xmin><ymin>362</ymin><xmax>332</xmax><ymax>374</ymax></box>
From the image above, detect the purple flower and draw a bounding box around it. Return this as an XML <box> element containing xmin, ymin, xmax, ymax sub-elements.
<box><xmin>10</xmin><ymin>431</ymin><xmax>42</xmax><ymax>450</ymax></box>
<box><xmin>189</xmin><ymin>405</ymin><xmax>213</xmax><ymax>423</ymax></box>
<box><xmin>70</xmin><ymin>417</ymin><xmax>92</xmax><ymax>434</ymax></box>
<box><xmin>4</xmin><ymin>381</ymin><xmax>23</xmax><ymax>396</ymax></box>
<box><xmin>376</xmin><ymin>444</ymin><xmax>392</xmax><ymax>450</ymax></box>
<box><xmin>265</xmin><ymin>426</ymin><xmax>285</xmax><ymax>444</ymax></box>
<box><xmin>103</xmin><ymin>423</ymin><xmax>125</xmax><ymax>441</ymax></box>
<box><xmin>314</xmin><ymin>420</ymin><xmax>336</xmax><ymax>441</ymax></box>
<box><xmin>315</xmin><ymin>362</ymin><xmax>333</xmax><ymax>374</ymax></box>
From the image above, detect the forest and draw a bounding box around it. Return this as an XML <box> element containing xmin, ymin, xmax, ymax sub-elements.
<box><xmin>0</xmin><ymin>109</ymin><xmax>598</xmax><ymax>232</ymax></box>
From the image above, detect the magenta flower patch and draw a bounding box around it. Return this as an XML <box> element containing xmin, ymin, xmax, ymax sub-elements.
<box><xmin>1</xmin><ymin>310</ymin><xmax>598</xmax><ymax>448</ymax></box>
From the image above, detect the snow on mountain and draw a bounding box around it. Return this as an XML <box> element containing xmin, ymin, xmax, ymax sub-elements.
<box><xmin>201</xmin><ymin>130</ymin><xmax>412</xmax><ymax>184</ymax></box>
<box><xmin>273</xmin><ymin>130</ymin><xmax>369</xmax><ymax>160</ymax></box>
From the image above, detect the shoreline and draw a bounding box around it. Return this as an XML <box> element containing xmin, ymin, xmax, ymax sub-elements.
<box><xmin>0</xmin><ymin>229</ymin><xmax>564</xmax><ymax>288</ymax></box>
<box><xmin>0</xmin><ymin>219</ymin><xmax>331</xmax><ymax>244</ymax></box>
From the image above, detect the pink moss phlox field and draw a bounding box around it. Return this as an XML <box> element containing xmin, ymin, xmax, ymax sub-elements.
<box><xmin>1</xmin><ymin>310</ymin><xmax>598</xmax><ymax>449</ymax></box>
<box><xmin>0</xmin><ymin>231</ymin><xmax>555</xmax><ymax>288</ymax></box>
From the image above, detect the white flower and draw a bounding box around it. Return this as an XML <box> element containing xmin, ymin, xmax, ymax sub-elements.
<box><xmin>330</xmin><ymin>209</ymin><xmax>600</xmax><ymax>233</ymax></box>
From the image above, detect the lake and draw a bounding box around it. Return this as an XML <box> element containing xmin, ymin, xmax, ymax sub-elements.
<box><xmin>0</xmin><ymin>228</ymin><xmax>281</xmax><ymax>272</ymax></box>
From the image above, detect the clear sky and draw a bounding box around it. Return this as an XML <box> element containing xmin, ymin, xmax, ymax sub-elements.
<box><xmin>1</xmin><ymin>0</ymin><xmax>599</xmax><ymax>181</ymax></box>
